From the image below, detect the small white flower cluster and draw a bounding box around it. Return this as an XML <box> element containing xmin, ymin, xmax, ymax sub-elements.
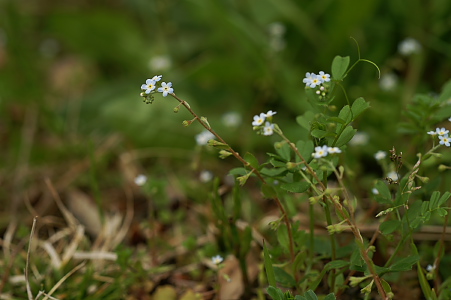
<box><xmin>398</xmin><ymin>38</ymin><xmax>422</xmax><ymax>56</ymax></box>
<box><xmin>386</xmin><ymin>171</ymin><xmax>399</xmax><ymax>181</ymax></box>
<box><xmin>140</xmin><ymin>75</ymin><xmax>174</xmax><ymax>104</ymax></box>
<box><xmin>312</xmin><ymin>145</ymin><xmax>341</xmax><ymax>159</ymax></box>
<box><xmin>374</xmin><ymin>151</ymin><xmax>387</xmax><ymax>161</ymax></box>
<box><xmin>134</xmin><ymin>174</ymin><xmax>147</xmax><ymax>186</ymax></box>
<box><xmin>303</xmin><ymin>71</ymin><xmax>331</xmax><ymax>88</ymax></box>
<box><xmin>252</xmin><ymin>110</ymin><xmax>277</xmax><ymax>136</ymax></box>
<box><xmin>427</xmin><ymin>126</ymin><xmax>450</xmax><ymax>147</ymax></box>
<box><xmin>211</xmin><ymin>255</ymin><xmax>223</xmax><ymax>265</ymax></box>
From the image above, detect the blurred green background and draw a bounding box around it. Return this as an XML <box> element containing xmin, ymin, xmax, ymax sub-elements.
<box><xmin>1</xmin><ymin>0</ymin><xmax>451</xmax><ymax>204</ymax></box>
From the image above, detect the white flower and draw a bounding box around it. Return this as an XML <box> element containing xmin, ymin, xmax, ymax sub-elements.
<box><xmin>379</xmin><ymin>73</ymin><xmax>398</xmax><ymax>91</ymax></box>
<box><xmin>372</xmin><ymin>188</ymin><xmax>379</xmax><ymax>195</ymax></box>
<box><xmin>266</xmin><ymin>110</ymin><xmax>277</xmax><ymax>117</ymax></box>
<box><xmin>252</xmin><ymin>113</ymin><xmax>266</xmax><ymax>126</ymax></box>
<box><xmin>199</xmin><ymin>170</ymin><xmax>213</xmax><ymax>183</ymax></box>
<box><xmin>262</xmin><ymin>122</ymin><xmax>275</xmax><ymax>136</ymax></box>
<box><xmin>427</xmin><ymin>130</ymin><xmax>437</xmax><ymax>136</ymax></box>
<box><xmin>158</xmin><ymin>82</ymin><xmax>174</xmax><ymax>97</ymax></box>
<box><xmin>349</xmin><ymin>132</ymin><xmax>369</xmax><ymax>146</ymax></box>
<box><xmin>308</xmin><ymin>75</ymin><xmax>323</xmax><ymax>88</ymax></box>
<box><xmin>318</xmin><ymin>71</ymin><xmax>331</xmax><ymax>82</ymax></box>
<box><xmin>436</xmin><ymin>127</ymin><xmax>449</xmax><ymax>136</ymax></box>
<box><xmin>222</xmin><ymin>111</ymin><xmax>242</xmax><ymax>128</ymax></box>
<box><xmin>212</xmin><ymin>255</ymin><xmax>223</xmax><ymax>265</ymax></box>
<box><xmin>387</xmin><ymin>171</ymin><xmax>399</xmax><ymax>181</ymax></box>
<box><xmin>141</xmin><ymin>79</ymin><xmax>156</xmax><ymax>94</ymax></box>
<box><xmin>195</xmin><ymin>130</ymin><xmax>215</xmax><ymax>146</ymax></box>
<box><xmin>439</xmin><ymin>134</ymin><xmax>451</xmax><ymax>147</ymax></box>
<box><xmin>134</xmin><ymin>175</ymin><xmax>147</xmax><ymax>186</ymax></box>
<box><xmin>426</xmin><ymin>264</ymin><xmax>435</xmax><ymax>272</ymax></box>
<box><xmin>327</xmin><ymin>147</ymin><xmax>341</xmax><ymax>154</ymax></box>
<box><xmin>303</xmin><ymin>72</ymin><xmax>315</xmax><ymax>86</ymax></box>
<box><xmin>312</xmin><ymin>145</ymin><xmax>328</xmax><ymax>158</ymax></box>
<box><xmin>151</xmin><ymin>75</ymin><xmax>162</xmax><ymax>82</ymax></box>
<box><xmin>374</xmin><ymin>151</ymin><xmax>387</xmax><ymax>160</ymax></box>
<box><xmin>398</xmin><ymin>38</ymin><xmax>422</xmax><ymax>55</ymax></box>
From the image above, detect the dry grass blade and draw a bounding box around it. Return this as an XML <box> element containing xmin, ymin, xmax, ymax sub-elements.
<box><xmin>42</xmin><ymin>261</ymin><xmax>86</xmax><ymax>300</ymax></box>
<box><xmin>25</xmin><ymin>216</ymin><xmax>38</xmax><ymax>300</ymax></box>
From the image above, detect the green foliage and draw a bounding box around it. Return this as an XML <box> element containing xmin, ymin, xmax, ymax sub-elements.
<box><xmin>3</xmin><ymin>1</ymin><xmax>451</xmax><ymax>299</ymax></box>
<box><xmin>267</xmin><ymin>287</ymin><xmax>336</xmax><ymax>300</ymax></box>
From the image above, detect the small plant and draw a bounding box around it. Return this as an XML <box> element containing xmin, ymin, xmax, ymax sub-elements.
<box><xmin>138</xmin><ymin>41</ymin><xmax>451</xmax><ymax>299</ymax></box>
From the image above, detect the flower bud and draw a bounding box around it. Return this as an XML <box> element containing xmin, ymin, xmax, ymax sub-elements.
<box><xmin>286</xmin><ymin>162</ymin><xmax>297</xmax><ymax>169</ymax></box>
<box><xmin>219</xmin><ymin>150</ymin><xmax>233</xmax><ymax>159</ymax></box>
<box><xmin>438</xmin><ymin>164</ymin><xmax>449</xmax><ymax>172</ymax></box>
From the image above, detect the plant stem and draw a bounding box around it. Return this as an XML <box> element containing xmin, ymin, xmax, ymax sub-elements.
<box><xmin>275</xmin><ymin>126</ymin><xmax>387</xmax><ymax>298</ymax></box>
<box><xmin>323</xmin><ymin>194</ymin><xmax>337</xmax><ymax>291</ymax></box>
<box><xmin>170</xmin><ymin>93</ymin><xmax>296</xmax><ymax>262</ymax></box>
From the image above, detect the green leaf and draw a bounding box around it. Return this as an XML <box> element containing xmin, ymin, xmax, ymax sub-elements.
<box><xmin>267</xmin><ymin>286</ymin><xmax>284</xmax><ymax>300</ymax></box>
<box><xmin>429</xmin><ymin>191</ymin><xmax>440</xmax><ymax>209</ymax></box>
<box><xmin>324</xmin><ymin>294</ymin><xmax>336</xmax><ymax>300</ymax></box>
<box><xmin>277</xmin><ymin>225</ymin><xmax>290</xmax><ymax>253</ymax></box>
<box><xmin>438</xmin><ymin>191</ymin><xmax>451</xmax><ymax>206</ymax></box>
<box><xmin>240</xmin><ymin>226</ymin><xmax>252</xmax><ymax>257</ymax></box>
<box><xmin>334</xmin><ymin>125</ymin><xmax>357</xmax><ymax>147</ymax></box>
<box><xmin>389</xmin><ymin>255</ymin><xmax>420</xmax><ymax>272</ymax></box>
<box><xmin>260</xmin><ymin>167</ymin><xmax>287</xmax><ymax>177</ymax></box>
<box><xmin>296</xmin><ymin>111</ymin><xmax>315</xmax><ymax>130</ymax></box>
<box><xmin>374</xmin><ymin>180</ymin><xmax>392</xmax><ymax>204</ymax></box>
<box><xmin>380</xmin><ymin>220</ymin><xmax>401</xmax><ymax>235</ymax></box>
<box><xmin>421</xmin><ymin>201</ymin><xmax>430</xmax><ymax>214</ymax></box>
<box><xmin>280</xmin><ymin>181</ymin><xmax>310</xmax><ymax>193</ymax></box>
<box><xmin>229</xmin><ymin>167</ymin><xmax>247</xmax><ymax>176</ymax></box>
<box><xmin>304</xmin><ymin>290</ymin><xmax>318</xmax><ymax>300</ymax></box>
<box><xmin>337</xmin><ymin>105</ymin><xmax>352</xmax><ymax>124</ymax></box>
<box><xmin>325</xmin><ymin>260</ymin><xmax>350</xmax><ymax>270</ymax></box>
<box><xmin>331</xmin><ymin>55</ymin><xmax>350</xmax><ymax>80</ymax></box>
<box><xmin>273</xmin><ymin>267</ymin><xmax>296</xmax><ymax>287</ymax></box>
<box><xmin>417</xmin><ymin>262</ymin><xmax>434</xmax><ymax>300</ymax></box>
<box><xmin>244</xmin><ymin>152</ymin><xmax>259</xmax><ymax>169</ymax></box>
<box><xmin>437</xmin><ymin>208</ymin><xmax>448</xmax><ymax>217</ymax></box>
<box><xmin>311</xmin><ymin>129</ymin><xmax>328</xmax><ymax>139</ymax></box>
<box><xmin>350</xmin><ymin>248</ymin><xmax>364</xmax><ymax>268</ymax></box>
<box><xmin>327</xmin><ymin>116</ymin><xmax>347</xmax><ymax>124</ymax></box>
<box><xmin>381</xmin><ymin>279</ymin><xmax>393</xmax><ymax>296</ymax></box>
<box><xmin>263</xmin><ymin>244</ymin><xmax>277</xmax><ymax>287</ymax></box>
<box><xmin>296</xmin><ymin>140</ymin><xmax>314</xmax><ymax>163</ymax></box>
<box><xmin>275</xmin><ymin>142</ymin><xmax>291</xmax><ymax>161</ymax></box>
<box><xmin>351</xmin><ymin>97</ymin><xmax>370</xmax><ymax>119</ymax></box>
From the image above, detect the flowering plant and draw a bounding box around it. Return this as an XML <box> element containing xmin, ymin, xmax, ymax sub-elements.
<box><xmin>138</xmin><ymin>48</ymin><xmax>451</xmax><ymax>299</ymax></box>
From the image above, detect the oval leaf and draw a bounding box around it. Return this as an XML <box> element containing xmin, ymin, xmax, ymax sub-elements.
<box><xmin>332</xmin><ymin>55</ymin><xmax>350</xmax><ymax>80</ymax></box>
